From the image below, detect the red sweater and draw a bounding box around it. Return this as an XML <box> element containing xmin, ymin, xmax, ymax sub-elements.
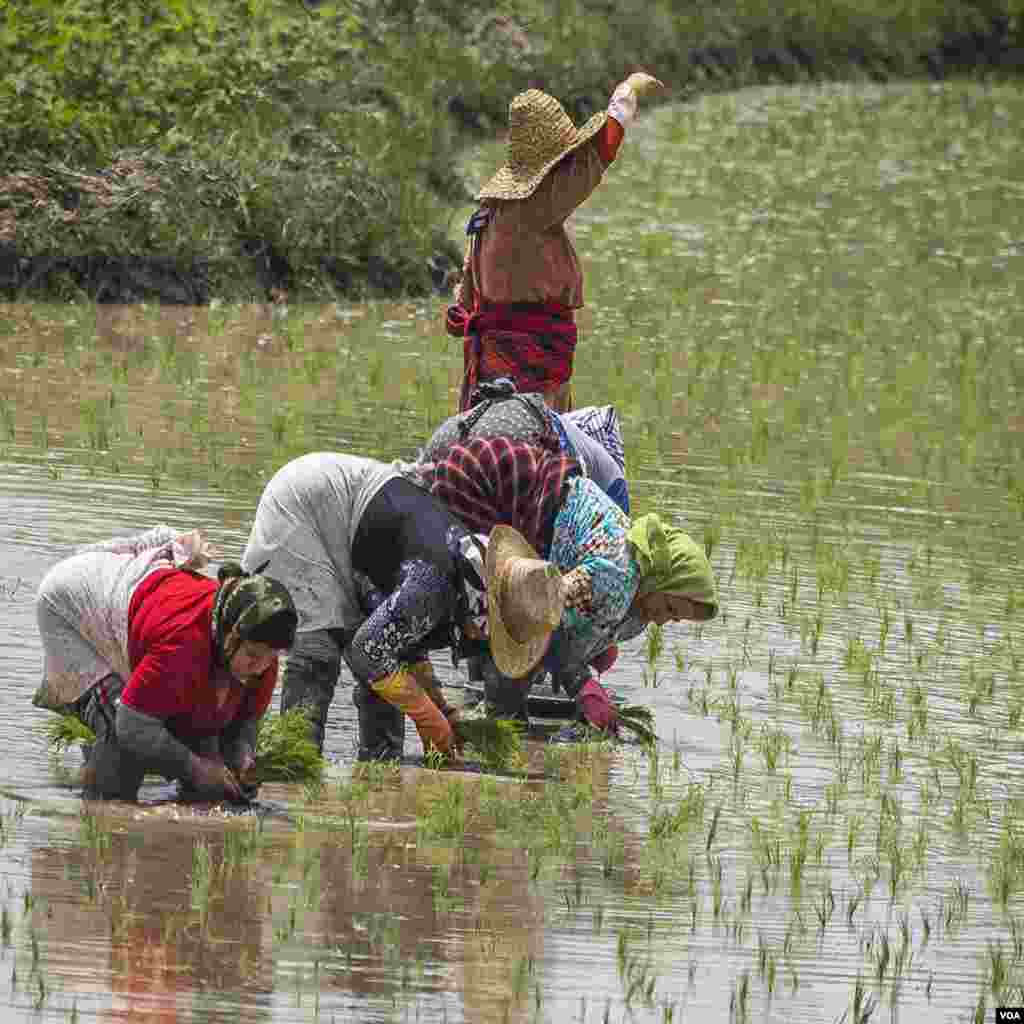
<box><xmin>124</xmin><ymin>568</ymin><xmax>277</xmax><ymax>739</ymax></box>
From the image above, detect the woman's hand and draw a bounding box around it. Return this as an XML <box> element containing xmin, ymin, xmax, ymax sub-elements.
<box><xmin>609</xmin><ymin>72</ymin><xmax>664</xmax><ymax>129</ymax></box>
<box><xmin>576</xmin><ymin>678</ymin><xmax>619</xmax><ymax>733</ymax></box>
<box><xmin>233</xmin><ymin>747</ymin><xmax>257</xmax><ymax>781</ymax></box>
<box><xmin>189</xmin><ymin>754</ymin><xmax>243</xmax><ymax>802</ymax></box>
<box><xmin>623</xmin><ymin>72</ymin><xmax>665</xmax><ymax>98</ymax></box>
<box><xmin>230</xmin><ymin>747</ymin><xmax>260</xmax><ymax>802</ymax></box>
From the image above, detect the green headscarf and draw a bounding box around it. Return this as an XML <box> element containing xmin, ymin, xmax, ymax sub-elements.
<box><xmin>626</xmin><ymin>514</ymin><xmax>719</xmax><ymax>617</ymax></box>
<box><xmin>212</xmin><ymin>562</ymin><xmax>297</xmax><ymax>667</ymax></box>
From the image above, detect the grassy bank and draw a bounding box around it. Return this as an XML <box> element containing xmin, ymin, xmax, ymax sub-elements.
<box><xmin>1</xmin><ymin>0</ymin><xmax>1022</xmax><ymax>303</ymax></box>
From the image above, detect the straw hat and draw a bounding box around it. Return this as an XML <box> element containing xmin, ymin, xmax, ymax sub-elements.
<box><xmin>484</xmin><ymin>525</ymin><xmax>567</xmax><ymax>679</ymax></box>
<box><xmin>476</xmin><ymin>90</ymin><xmax>608</xmax><ymax>201</ymax></box>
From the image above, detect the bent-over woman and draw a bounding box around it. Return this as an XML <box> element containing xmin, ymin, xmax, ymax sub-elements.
<box><xmin>423</xmin><ymin>437</ymin><xmax>719</xmax><ymax>730</ymax></box>
<box><xmin>240</xmin><ymin>452</ymin><xmax>564</xmax><ymax>761</ymax></box>
<box><xmin>415</xmin><ymin>379</ymin><xmax>630</xmax><ymax>514</ymax></box>
<box><xmin>34</xmin><ymin>526</ymin><xmax>297</xmax><ymax>802</ymax></box>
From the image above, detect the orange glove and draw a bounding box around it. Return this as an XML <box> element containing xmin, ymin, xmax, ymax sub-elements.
<box><xmin>407</xmin><ymin>660</ymin><xmax>460</xmax><ymax>723</ymax></box>
<box><xmin>372</xmin><ymin>668</ymin><xmax>457</xmax><ymax>759</ymax></box>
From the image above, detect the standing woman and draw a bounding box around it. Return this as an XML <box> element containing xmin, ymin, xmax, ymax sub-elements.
<box><xmin>33</xmin><ymin>526</ymin><xmax>297</xmax><ymax>802</ymax></box>
<box><xmin>446</xmin><ymin>72</ymin><xmax>665</xmax><ymax>413</ymax></box>
<box><xmin>240</xmin><ymin>452</ymin><xmax>564</xmax><ymax>761</ymax></box>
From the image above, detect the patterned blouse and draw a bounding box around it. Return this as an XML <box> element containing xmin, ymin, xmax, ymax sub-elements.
<box><xmin>425</xmin><ymin>444</ymin><xmax>643</xmax><ymax>693</ymax></box>
<box><xmin>546</xmin><ymin>477</ymin><xmax>645</xmax><ymax>696</ymax></box>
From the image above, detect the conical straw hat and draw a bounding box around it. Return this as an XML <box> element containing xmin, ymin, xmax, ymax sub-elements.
<box><xmin>484</xmin><ymin>525</ymin><xmax>566</xmax><ymax>679</ymax></box>
<box><xmin>476</xmin><ymin>90</ymin><xmax>608</xmax><ymax>201</ymax></box>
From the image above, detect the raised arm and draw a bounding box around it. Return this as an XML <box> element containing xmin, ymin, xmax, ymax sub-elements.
<box><xmin>511</xmin><ymin>72</ymin><xmax>664</xmax><ymax>232</ymax></box>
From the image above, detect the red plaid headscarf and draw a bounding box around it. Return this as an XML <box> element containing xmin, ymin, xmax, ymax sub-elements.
<box><xmin>425</xmin><ymin>437</ymin><xmax>580</xmax><ymax>555</ymax></box>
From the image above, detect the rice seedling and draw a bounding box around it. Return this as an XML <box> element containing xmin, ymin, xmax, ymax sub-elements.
<box><xmin>643</xmin><ymin>623</ymin><xmax>665</xmax><ymax>688</ymax></box>
<box><xmin>249</xmin><ymin>708</ymin><xmax>325</xmax><ymax>784</ymax></box>
<box><xmin>730</xmin><ymin>969</ymin><xmax>750</xmax><ymax>1022</ymax></box>
<box><xmin>650</xmin><ymin>783</ymin><xmax>706</xmax><ymax>840</ymax></box>
<box><xmin>431</xmin><ymin>865</ymin><xmax>459</xmax><ymax>915</ymax></box>
<box><xmin>837</xmin><ymin>974</ymin><xmax>877</xmax><ymax>1024</ymax></box>
<box><xmin>593</xmin><ymin>815</ymin><xmax>625</xmax><ymax>879</ymax></box>
<box><xmin>788</xmin><ymin>810</ymin><xmax>812</xmax><ymax>895</ymax></box>
<box><xmin>40</xmin><ymin>714</ymin><xmax>95</xmax><ymax>753</ymax></box>
<box><xmin>453</xmin><ymin>717</ymin><xmax>524</xmax><ymax>773</ymax></box>
<box><xmin>423</xmin><ymin>745</ymin><xmax>448</xmax><ymax>771</ymax></box>
<box><xmin>189</xmin><ymin>839</ymin><xmax>213</xmax><ymax>913</ymax></box>
<box><xmin>617</xmin><ymin>927</ymin><xmax>659</xmax><ymax>1012</ymax></box>
<box><xmin>617</xmin><ymin>704</ymin><xmax>659</xmax><ymax>746</ymax></box>
<box><xmin>418</xmin><ymin>778</ymin><xmax>470</xmax><ymax>840</ymax></box>
<box><xmin>758</xmin><ymin>726</ymin><xmax>788</xmax><ymax>773</ymax></box>
<box><xmin>0</xmin><ymin>397</ymin><xmax>14</xmax><ymax>441</ymax></box>
<box><xmin>79</xmin><ymin>808</ymin><xmax>112</xmax><ymax>857</ymax></box>
<box><xmin>223</xmin><ymin>819</ymin><xmax>263</xmax><ymax>872</ymax></box>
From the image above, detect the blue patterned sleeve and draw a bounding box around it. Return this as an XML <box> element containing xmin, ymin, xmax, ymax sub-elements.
<box><xmin>546</xmin><ymin>479</ymin><xmax>641</xmax><ymax>693</ymax></box>
<box><xmin>605</xmin><ymin>477</ymin><xmax>630</xmax><ymax>515</ymax></box>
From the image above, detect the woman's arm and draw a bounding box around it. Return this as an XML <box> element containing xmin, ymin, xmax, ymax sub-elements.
<box><xmin>511</xmin><ymin>139</ymin><xmax>612</xmax><ymax>233</ymax></box>
<box><xmin>512</xmin><ymin>73</ymin><xmax>660</xmax><ymax>232</ymax></box>
<box><xmin>545</xmin><ymin>480</ymin><xmax>639</xmax><ymax>691</ymax></box>
<box><xmin>114</xmin><ymin>702</ymin><xmax>194</xmax><ymax>779</ymax></box>
<box><xmin>119</xmin><ymin>637</ymin><xmax>243</xmax><ymax>797</ymax></box>
<box><xmin>76</xmin><ymin>525</ymin><xmax>179</xmax><ymax>556</ymax></box>
<box><xmin>344</xmin><ymin>561</ymin><xmax>456</xmax><ymax>683</ymax></box>
<box><xmin>76</xmin><ymin>525</ymin><xmax>214</xmax><ymax>572</ymax></box>
<box><xmin>114</xmin><ymin>702</ymin><xmax>240</xmax><ymax>798</ymax></box>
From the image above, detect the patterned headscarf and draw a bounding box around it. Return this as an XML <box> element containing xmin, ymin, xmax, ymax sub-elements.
<box><xmin>627</xmin><ymin>514</ymin><xmax>719</xmax><ymax>616</ymax></box>
<box><xmin>211</xmin><ymin>562</ymin><xmax>297</xmax><ymax>667</ymax></box>
<box><xmin>427</xmin><ymin>437</ymin><xmax>580</xmax><ymax>555</ymax></box>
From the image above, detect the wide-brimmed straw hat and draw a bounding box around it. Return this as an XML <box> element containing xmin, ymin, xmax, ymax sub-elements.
<box><xmin>476</xmin><ymin>89</ymin><xmax>608</xmax><ymax>201</ymax></box>
<box><xmin>484</xmin><ymin>525</ymin><xmax>566</xmax><ymax>679</ymax></box>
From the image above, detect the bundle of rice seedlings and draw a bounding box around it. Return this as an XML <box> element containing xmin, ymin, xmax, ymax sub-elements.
<box><xmin>42</xmin><ymin>714</ymin><xmax>95</xmax><ymax>753</ymax></box>
<box><xmin>454</xmin><ymin>716</ymin><xmax>524</xmax><ymax>773</ymax></box>
<box><xmin>42</xmin><ymin>709</ymin><xmax>324</xmax><ymax>784</ymax></box>
<box><xmin>615</xmin><ymin>704</ymin><xmax>658</xmax><ymax>747</ymax></box>
<box><xmin>252</xmin><ymin>708</ymin><xmax>325</xmax><ymax>784</ymax></box>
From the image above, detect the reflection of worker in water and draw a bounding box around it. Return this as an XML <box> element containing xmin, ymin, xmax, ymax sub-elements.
<box><xmin>302</xmin><ymin>772</ymin><xmax>548</xmax><ymax>1022</ymax></box>
<box><xmin>33</xmin><ymin>525</ymin><xmax>297</xmax><ymax>802</ymax></box>
<box><xmin>30</xmin><ymin>821</ymin><xmax>272</xmax><ymax>1023</ymax></box>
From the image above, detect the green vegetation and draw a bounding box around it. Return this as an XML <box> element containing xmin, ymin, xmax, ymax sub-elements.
<box><xmin>2</xmin><ymin>0</ymin><xmax>1022</xmax><ymax>300</ymax></box>
<box><xmin>252</xmin><ymin>708</ymin><xmax>326</xmax><ymax>784</ymax></box>
<box><xmin>41</xmin><ymin>707</ymin><xmax>325</xmax><ymax>785</ymax></box>
<box><xmin>40</xmin><ymin>714</ymin><xmax>95</xmax><ymax>753</ymax></box>
<box><xmin>453</xmin><ymin>716</ymin><xmax>526</xmax><ymax>773</ymax></box>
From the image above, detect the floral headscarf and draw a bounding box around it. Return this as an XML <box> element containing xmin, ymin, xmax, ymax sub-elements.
<box><xmin>212</xmin><ymin>562</ymin><xmax>297</xmax><ymax>666</ymax></box>
<box><xmin>626</xmin><ymin>514</ymin><xmax>718</xmax><ymax>616</ymax></box>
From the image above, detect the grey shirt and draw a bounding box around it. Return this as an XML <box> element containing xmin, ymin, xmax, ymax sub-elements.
<box><xmin>241</xmin><ymin>453</ymin><xmax>397</xmax><ymax>633</ymax></box>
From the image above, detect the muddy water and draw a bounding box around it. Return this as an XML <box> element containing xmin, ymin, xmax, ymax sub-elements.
<box><xmin>3</xmin><ymin>81</ymin><xmax>1024</xmax><ymax>1022</ymax></box>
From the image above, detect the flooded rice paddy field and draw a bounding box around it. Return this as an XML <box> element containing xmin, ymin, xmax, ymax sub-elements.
<box><xmin>2</xmin><ymin>81</ymin><xmax>1024</xmax><ymax>1021</ymax></box>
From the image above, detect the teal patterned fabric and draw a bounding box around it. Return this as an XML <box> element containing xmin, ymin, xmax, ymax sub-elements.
<box><xmin>548</xmin><ymin>477</ymin><xmax>641</xmax><ymax>681</ymax></box>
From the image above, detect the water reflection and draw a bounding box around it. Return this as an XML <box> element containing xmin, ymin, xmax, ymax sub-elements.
<box><xmin>31</xmin><ymin>814</ymin><xmax>272</xmax><ymax>1023</ymax></box>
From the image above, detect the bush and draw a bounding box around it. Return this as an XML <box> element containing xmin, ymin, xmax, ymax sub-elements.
<box><xmin>2</xmin><ymin>0</ymin><xmax>1021</xmax><ymax>301</ymax></box>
